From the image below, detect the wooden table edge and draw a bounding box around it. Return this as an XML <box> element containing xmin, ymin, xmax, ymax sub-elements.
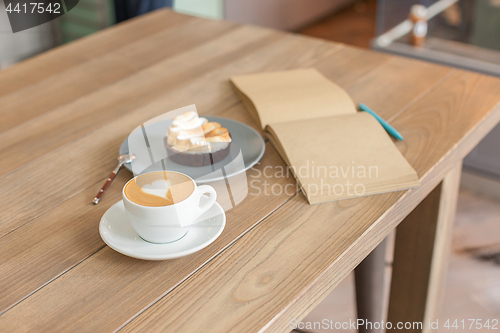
<box><xmin>119</xmin><ymin>99</ymin><xmax>500</xmax><ymax>332</ymax></box>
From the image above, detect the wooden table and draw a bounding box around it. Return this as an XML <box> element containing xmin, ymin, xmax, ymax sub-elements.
<box><xmin>1</xmin><ymin>9</ymin><xmax>499</xmax><ymax>333</ymax></box>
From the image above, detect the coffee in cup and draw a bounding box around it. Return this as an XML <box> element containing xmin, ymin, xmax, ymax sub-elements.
<box><xmin>122</xmin><ymin>171</ymin><xmax>217</xmax><ymax>243</ymax></box>
<box><xmin>124</xmin><ymin>171</ymin><xmax>194</xmax><ymax>207</ymax></box>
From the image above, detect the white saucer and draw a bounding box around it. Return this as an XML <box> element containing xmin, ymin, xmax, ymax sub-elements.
<box><xmin>99</xmin><ymin>200</ymin><xmax>226</xmax><ymax>260</ymax></box>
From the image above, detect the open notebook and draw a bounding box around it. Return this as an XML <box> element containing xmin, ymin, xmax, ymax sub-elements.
<box><xmin>231</xmin><ymin>68</ymin><xmax>420</xmax><ymax>204</ymax></box>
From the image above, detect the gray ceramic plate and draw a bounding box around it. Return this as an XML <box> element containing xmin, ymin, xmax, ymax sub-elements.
<box><xmin>119</xmin><ymin>117</ymin><xmax>265</xmax><ymax>183</ymax></box>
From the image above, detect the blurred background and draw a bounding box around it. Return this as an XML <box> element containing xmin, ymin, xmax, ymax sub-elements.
<box><xmin>1</xmin><ymin>0</ymin><xmax>499</xmax><ymax>331</ymax></box>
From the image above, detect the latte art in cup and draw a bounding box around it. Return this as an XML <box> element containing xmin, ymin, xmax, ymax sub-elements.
<box><xmin>122</xmin><ymin>171</ymin><xmax>217</xmax><ymax>243</ymax></box>
<box><xmin>124</xmin><ymin>171</ymin><xmax>195</xmax><ymax>207</ymax></box>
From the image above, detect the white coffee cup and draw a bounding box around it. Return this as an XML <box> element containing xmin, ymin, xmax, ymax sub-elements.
<box><xmin>122</xmin><ymin>171</ymin><xmax>217</xmax><ymax>243</ymax></box>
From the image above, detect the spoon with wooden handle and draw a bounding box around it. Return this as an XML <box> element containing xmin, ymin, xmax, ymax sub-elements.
<box><xmin>92</xmin><ymin>154</ymin><xmax>135</xmax><ymax>205</ymax></box>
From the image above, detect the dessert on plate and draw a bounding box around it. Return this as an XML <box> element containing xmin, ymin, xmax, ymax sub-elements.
<box><xmin>165</xmin><ymin>111</ymin><xmax>232</xmax><ymax>166</ymax></box>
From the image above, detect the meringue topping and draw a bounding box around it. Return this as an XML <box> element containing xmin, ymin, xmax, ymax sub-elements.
<box><xmin>167</xmin><ymin>111</ymin><xmax>231</xmax><ymax>153</ymax></box>
<box><xmin>171</xmin><ymin>111</ymin><xmax>208</xmax><ymax>132</ymax></box>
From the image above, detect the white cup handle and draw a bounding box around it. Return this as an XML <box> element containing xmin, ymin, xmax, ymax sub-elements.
<box><xmin>193</xmin><ymin>185</ymin><xmax>217</xmax><ymax>221</ymax></box>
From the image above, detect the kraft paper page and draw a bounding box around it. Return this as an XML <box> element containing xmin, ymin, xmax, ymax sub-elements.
<box><xmin>266</xmin><ymin>113</ymin><xmax>420</xmax><ymax>204</ymax></box>
<box><xmin>231</xmin><ymin>68</ymin><xmax>356</xmax><ymax>129</ymax></box>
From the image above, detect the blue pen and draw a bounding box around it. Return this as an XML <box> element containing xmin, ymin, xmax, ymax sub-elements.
<box><xmin>359</xmin><ymin>103</ymin><xmax>404</xmax><ymax>141</ymax></box>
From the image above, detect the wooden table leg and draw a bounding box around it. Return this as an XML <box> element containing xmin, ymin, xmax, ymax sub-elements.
<box><xmin>355</xmin><ymin>238</ymin><xmax>388</xmax><ymax>333</ymax></box>
<box><xmin>386</xmin><ymin>163</ymin><xmax>462</xmax><ymax>332</ymax></box>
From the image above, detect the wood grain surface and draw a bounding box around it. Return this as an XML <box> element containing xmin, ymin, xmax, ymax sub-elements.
<box><xmin>0</xmin><ymin>10</ymin><xmax>191</xmax><ymax>99</ymax></box>
<box><xmin>0</xmin><ymin>28</ymin><xmax>337</xmax><ymax>234</ymax></box>
<box><xmin>0</xmin><ymin>24</ymin><xmax>275</xmax><ymax>176</ymax></box>
<box><xmin>1</xmin><ymin>8</ymin><xmax>499</xmax><ymax>333</ymax></box>
<box><xmin>118</xmin><ymin>72</ymin><xmax>500</xmax><ymax>333</ymax></box>
<box><xmin>387</xmin><ymin>164</ymin><xmax>461</xmax><ymax>333</ymax></box>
